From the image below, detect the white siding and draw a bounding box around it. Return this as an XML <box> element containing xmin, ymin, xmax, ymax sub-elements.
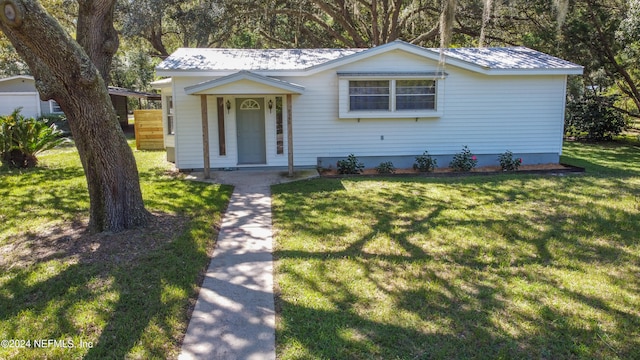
<box><xmin>173</xmin><ymin>77</ymin><xmax>291</xmax><ymax>168</ymax></box>
<box><xmin>172</xmin><ymin>49</ymin><xmax>569</xmax><ymax>168</ymax></box>
<box><xmin>0</xmin><ymin>93</ymin><xmax>41</xmax><ymax>118</ymax></box>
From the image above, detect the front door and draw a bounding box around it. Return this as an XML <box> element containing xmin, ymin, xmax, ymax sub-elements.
<box><xmin>236</xmin><ymin>98</ymin><xmax>266</xmax><ymax>164</ymax></box>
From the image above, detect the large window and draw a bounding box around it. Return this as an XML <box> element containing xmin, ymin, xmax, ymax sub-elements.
<box><xmin>166</xmin><ymin>96</ymin><xmax>175</xmax><ymax>135</ymax></box>
<box><xmin>347</xmin><ymin>79</ymin><xmax>437</xmax><ymax>112</ymax></box>
<box><xmin>339</xmin><ymin>73</ymin><xmax>444</xmax><ymax>119</ymax></box>
<box><xmin>349</xmin><ymin>80</ymin><xmax>390</xmax><ymax>111</ymax></box>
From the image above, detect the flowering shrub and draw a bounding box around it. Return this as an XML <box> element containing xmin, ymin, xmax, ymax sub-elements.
<box><xmin>337</xmin><ymin>154</ymin><xmax>364</xmax><ymax>174</ymax></box>
<box><xmin>413</xmin><ymin>151</ymin><xmax>437</xmax><ymax>172</ymax></box>
<box><xmin>498</xmin><ymin>150</ymin><xmax>522</xmax><ymax>171</ymax></box>
<box><xmin>375</xmin><ymin>161</ymin><xmax>396</xmax><ymax>174</ymax></box>
<box><xmin>449</xmin><ymin>146</ymin><xmax>478</xmax><ymax>172</ymax></box>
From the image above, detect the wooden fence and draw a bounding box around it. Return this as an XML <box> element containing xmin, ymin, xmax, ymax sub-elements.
<box><xmin>134</xmin><ymin>110</ymin><xmax>164</xmax><ymax>150</ymax></box>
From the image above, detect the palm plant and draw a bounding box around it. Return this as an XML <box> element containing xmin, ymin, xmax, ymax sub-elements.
<box><xmin>0</xmin><ymin>108</ymin><xmax>67</xmax><ymax>168</ymax></box>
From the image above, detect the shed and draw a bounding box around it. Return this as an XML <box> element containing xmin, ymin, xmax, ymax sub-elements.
<box><xmin>0</xmin><ymin>75</ymin><xmax>161</xmax><ymax>130</ymax></box>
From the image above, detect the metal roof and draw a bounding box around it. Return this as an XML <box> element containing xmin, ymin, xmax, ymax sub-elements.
<box><xmin>438</xmin><ymin>47</ymin><xmax>582</xmax><ymax>70</ymax></box>
<box><xmin>156</xmin><ymin>40</ymin><xmax>583</xmax><ymax>75</ymax></box>
<box><xmin>156</xmin><ymin>48</ymin><xmax>366</xmax><ymax>71</ymax></box>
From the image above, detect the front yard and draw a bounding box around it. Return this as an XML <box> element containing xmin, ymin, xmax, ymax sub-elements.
<box><xmin>272</xmin><ymin>141</ymin><xmax>640</xmax><ymax>359</ymax></box>
<box><xmin>0</xmin><ymin>143</ymin><xmax>232</xmax><ymax>359</ymax></box>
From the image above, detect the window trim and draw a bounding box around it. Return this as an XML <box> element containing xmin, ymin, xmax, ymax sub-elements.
<box><xmin>166</xmin><ymin>95</ymin><xmax>175</xmax><ymax>135</ymax></box>
<box><xmin>338</xmin><ymin>72</ymin><xmax>445</xmax><ymax>119</ymax></box>
<box><xmin>49</xmin><ymin>100</ymin><xmax>63</xmax><ymax>114</ymax></box>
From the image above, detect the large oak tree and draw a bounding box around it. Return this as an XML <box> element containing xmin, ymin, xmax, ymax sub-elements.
<box><xmin>0</xmin><ymin>0</ymin><xmax>149</xmax><ymax>232</ymax></box>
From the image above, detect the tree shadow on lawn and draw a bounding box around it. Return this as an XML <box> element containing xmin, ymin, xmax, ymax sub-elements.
<box><xmin>0</xmin><ymin>166</ymin><xmax>89</xmax><ymax>237</ymax></box>
<box><xmin>0</xmin><ymin>179</ymin><xmax>232</xmax><ymax>359</ymax></box>
<box><xmin>273</xmin><ymin>174</ymin><xmax>640</xmax><ymax>359</ymax></box>
<box><xmin>562</xmin><ymin>141</ymin><xmax>640</xmax><ymax>177</ymax></box>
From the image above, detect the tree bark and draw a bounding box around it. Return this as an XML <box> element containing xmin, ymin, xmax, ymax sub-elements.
<box><xmin>76</xmin><ymin>0</ymin><xmax>119</xmax><ymax>83</ymax></box>
<box><xmin>0</xmin><ymin>0</ymin><xmax>149</xmax><ymax>233</ymax></box>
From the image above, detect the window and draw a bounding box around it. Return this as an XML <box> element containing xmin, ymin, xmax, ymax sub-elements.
<box><xmin>348</xmin><ymin>79</ymin><xmax>435</xmax><ymax>112</ymax></box>
<box><xmin>50</xmin><ymin>100</ymin><xmax>63</xmax><ymax>114</ymax></box>
<box><xmin>240</xmin><ymin>99</ymin><xmax>260</xmax><ymax>110</ymax></box>
<box><xmin>396</xmin><ymin>80</ymin><xmax>435</xmax><ymax>110</ymax></box>
<box><xmin>349</xmin><ymin>80</ymin><xmax>390</xmax><ymax>111</ymax></box>
<box><xmin>166</xmin><ymin>96</ymin><xmax>175</xmax><ymax>135</ymax></box>
<box><xmin>217</xmin><ymin>97</ymin><xmax>226</xmax><ymax>155</ymax></box>
<box><xmin>275</xmin><ymin>97</ymin><xmax>284</xmax><ymax>155</ymax></box>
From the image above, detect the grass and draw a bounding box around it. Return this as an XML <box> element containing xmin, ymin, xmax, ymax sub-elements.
<box><xmin>272</xmin><ymin>141</ymin><xmax>640</xmax><ymax>359</ymax></box>
<box><xmin>0</xmin><ymin>140</ymin><xmax>233</xmax><ymax>359</ymax></box>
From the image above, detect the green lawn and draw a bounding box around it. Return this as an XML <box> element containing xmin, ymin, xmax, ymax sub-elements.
<box><xmin>0</xmin><ymin>142</ymin><xmax>232</xmax><ymax>359</ymax></box>
<box><xmin>272</xmin><ymin>141</ymin><xmax>640</xmax><ymax>359</ymax></box>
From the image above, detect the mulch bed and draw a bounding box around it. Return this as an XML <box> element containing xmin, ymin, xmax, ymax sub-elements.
<box><xmin>320</xmin><ymin>163</ymin><xmax>584</xmax><ymax>178</ymax></box>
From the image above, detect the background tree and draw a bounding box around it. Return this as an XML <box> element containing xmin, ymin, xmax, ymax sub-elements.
<box><xmin>0</xmin><ymin>0</ymin><xmax>148</xmax><ymax>232</ymax></box>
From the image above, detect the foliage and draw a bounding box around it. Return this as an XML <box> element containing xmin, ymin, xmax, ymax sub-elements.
<box><xmin>375</xmin><ymin>161</ymin><xmax>396</xmax><ymax>174</ymax></box>
<box><xmin>0</xmin><ymin>109</ymin><xmax>66</xmax><ymax>168</ymax></box>
<box><xmin>272</xmin><ymin>141</ymin><xmax>640</xmax><ymax>359</ymax></box>
<box><xmin>337</xmin><ymin>154</ymin><xmax>364</xmax><ymax>174</ymax></box>
<box><xmin>413</xmin><ymin>151</ymin><xmax>438</xmax><ymax>172</ymax></box>
<box><xmin>37</xmin><ymin>114</ymin><xmax>70</xmax><ymax>136</ymax></box>
<box><xmin>498</xmin><ymin>150</ymin><xmax>522</xmax><ymax>171</ymax></box>
<box><xmin>0</xmin><ymin>141</ymin><xmax>233</xmax><ymax>359</ymax></box>
<box><xmin>565</xmin><ymin>96</ymin><xmax>626</xmax><ymax>141</ymax></box>
<box><xmin>449</xmin><ymin>145</ymin><xmax>478</xmax><ymax>172</ymax></box>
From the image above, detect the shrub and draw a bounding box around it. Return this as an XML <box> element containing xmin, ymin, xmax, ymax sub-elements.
<box><xmin>375</xmin><ymin>161</ymin><xmax>396</xmax><ymax>174</ymax></box>
<box><xmin>337</xmin><ymin>154</ymin><xmax>364</xmax><ymax>174</ymax></box>
<box><xmin>38</xmin><ymin>114</ymin><xmax>70</xmax><ymax>136</ymax></box>
<box><xmin>565</xmin><ymin>96</ymin><xmax>626</xmax><ymax>141</ymax></box>
<box><xmin>413</xmin><ymin>151</ymin><xmax>437</xmax><ymax>172</ymax></box>
<box><xmin>498</xmin><ymin>150</ymin><xmax>522</xmax><ymax>171</ymax></box>
<box><xmin>0</xmin><ymin>109</ymin><xmax>67</xmax><ymax>168</ymax></box>
<box><xmin>449</xmin><ymin>146</ymin><xmax>477</xmax><ymax>172</ymax></box>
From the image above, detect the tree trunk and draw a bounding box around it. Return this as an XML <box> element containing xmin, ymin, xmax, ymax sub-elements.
<box><xmin>76</xmin><ymin>0</ymin><xmax>119</xmax><ymax>83</ymax></box>
<box><xmin>0</xmin><ymin>0</ymin><xmax>149</xmax><ymax>233</ymax></box>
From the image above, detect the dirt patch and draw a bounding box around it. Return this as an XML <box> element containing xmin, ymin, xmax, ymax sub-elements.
<box><xmin>0</xmin><ymin>212</ymin><xmax>189</xmax><ymax>271</ymax></box>
<box><xmin>321</xmin><ymin>163</ymin><xmax>581</xmax><ymax>177</ymax></box>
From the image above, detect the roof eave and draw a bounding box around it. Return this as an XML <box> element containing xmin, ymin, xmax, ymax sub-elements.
<box><xmin>184</xmin><ymin>71</ymin><xmax>305</xmax><ymax>95</ymax></box>
<box><xmin>482</xmin><ymin>67</ymin><xmax>585</xmax><ymax>76</ymax></box>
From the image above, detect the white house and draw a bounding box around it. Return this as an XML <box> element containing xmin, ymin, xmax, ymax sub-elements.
<box><xmin>154</xmin><ymin>40</ymin><xmax>583</xmax><ymax>174</ymax></box>
<box><xmin>0</xmin><ymin>75</ymin><xmax>63</xmax><ymax>118</ymax></box>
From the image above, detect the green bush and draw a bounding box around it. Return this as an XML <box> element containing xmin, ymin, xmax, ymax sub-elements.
<box><xmin>375</xmin><ymin>161</ymin><xmax>396</xmax><ymax>174</ymax></box>
<box><xmin>565</xmin><ymin>96</ymin><xmax>626</xmax><ymax>141</ymax></box>
<box><xmin>498</xmin><ymin>150</ymin><xmax>522</xmax><ymax>171</ymax></box>
<box><xmin>450</xmin><ymin>146</ymin><xmax>477</xmax><ymax>172</ymax></box>
<box><xmin>38</xmin><ymin>114</ymin><xmax>70</xmax><ymax>136</ymax></box>
<box><xmin>413</xmin><ymin>151</ymin><xmax>437</xmax><ymax>172</ymax></box>
<box><xmin>0</xmin><ymin>109</ymin><xmax>67</xmax><ymax>168</ymax></box>
<box><xmin>337</xmin><ymin>154</ymin><xmax>364</xmax><ymax>174</ymax></box>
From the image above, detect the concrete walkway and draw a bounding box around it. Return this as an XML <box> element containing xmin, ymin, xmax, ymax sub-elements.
<box><xmin>178</xmin><ymin>170</ymin><xmax>318</xmax><ymax>360</ymax></box>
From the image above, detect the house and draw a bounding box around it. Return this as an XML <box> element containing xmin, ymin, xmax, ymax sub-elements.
<box><xmin>0</xmin><ymin>75</ymin><xmax>160</xmax><ymax>128</ymax></box>
<box><xmin>0</xmin><ymin>75</ymin><xmax>61</xmax><ymax>118</ymax></box>
<box><xmin>153</xmin><ymin>40</ymin><xmax>583</xmax><ymax>175</ymax></box>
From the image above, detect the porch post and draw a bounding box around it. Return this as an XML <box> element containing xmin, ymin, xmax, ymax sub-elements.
<box><xmin>200</xmin><ymin>94</ymin><xmax>211</xmax><ymax>179</ymax></box>
<box><xmin>286</xmin><ymin>94</ymin><xmax>294</xmax><ymax>177</ymax></box>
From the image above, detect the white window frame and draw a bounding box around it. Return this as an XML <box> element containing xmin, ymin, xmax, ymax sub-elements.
<box><xmin>338</xmin><ymin>72</ymin><xmax>445</xmax><ymax>119</ymax></box>
<box><xmin>166</xmin><ymin>95</ymin><xmax>175</xmax><ymax>135</ymax></box>
<box><xmin>49</xmin><ymin>100</ymin><xmax>63</xmax><ymax>114</ymax></box>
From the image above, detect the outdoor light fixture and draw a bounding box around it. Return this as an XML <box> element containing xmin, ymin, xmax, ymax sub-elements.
<box><xmin>268</xmin><ymin>99</ymin><xmax>273</xmax><ymax>113</ymax></box>
<box><xmin>226</xmin><ymin>100</ymin><xmax>231</xmax><ymax>113</ymax></box>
